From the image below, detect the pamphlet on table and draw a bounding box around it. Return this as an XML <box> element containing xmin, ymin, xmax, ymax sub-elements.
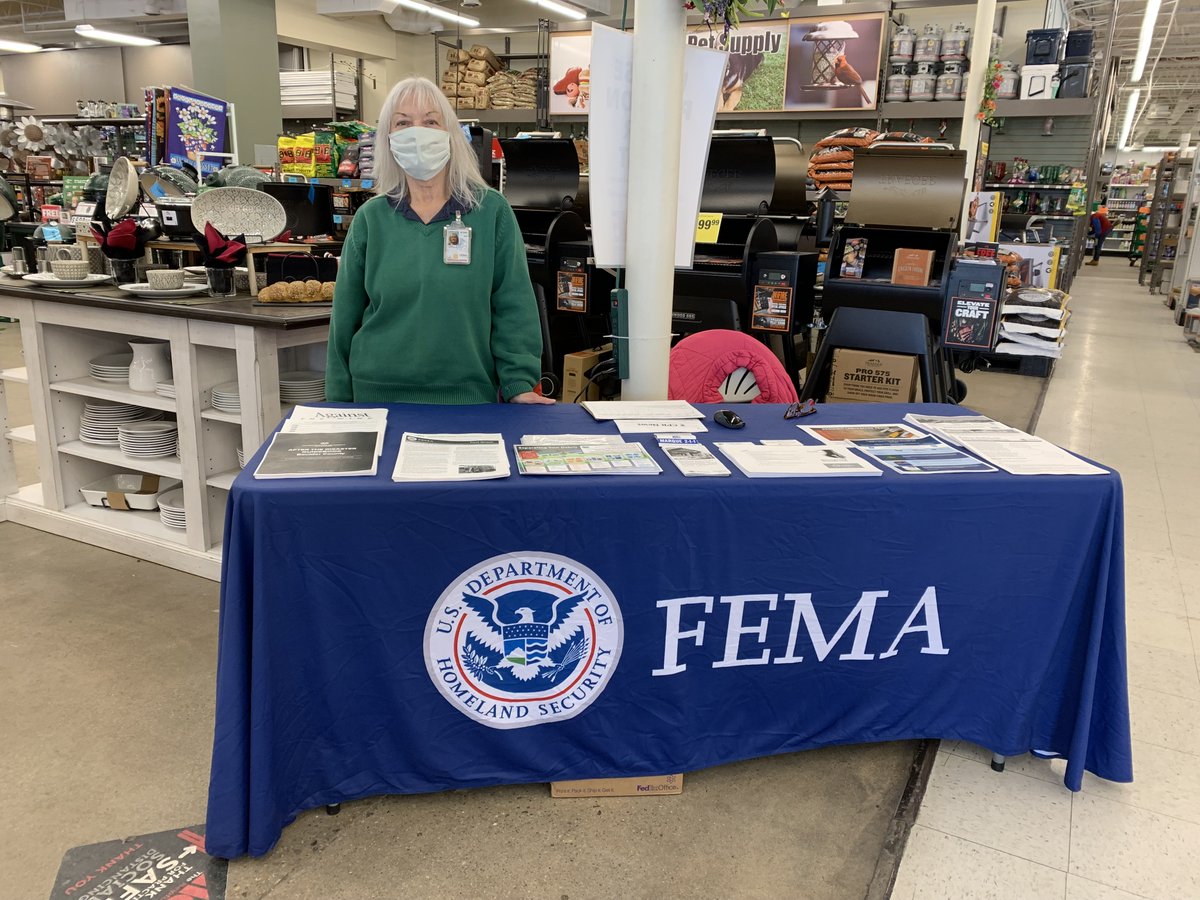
<box><xmin>254</xmin><ymin>431</ymin><xmax>379</xmax><ymax>479</ymax></box>
<box><xmin>283</xmin><ymin>406</ymin><xmax>388</xmax><ymax>458</ymax></box>
<box><xmin>615</xmin><ymin>419</ymin><xmax>708</xmax><ymax>434</ymax></box>
<box><xmin>518</xmin><ymin>433</ymin><xmax>627</xmax><ymax>445</ymax></box>
<box><xmin>800</xmin><ymin>423</ymin><xmax>925</xmax><ymax>444</ymax></box>
<box><xmin>849</xmin><ymin>436</ymin><xmax>998</xmax><ymax>475</ymax></box>
<box><xmin>513</xmin><ymin>442</ymin><xmax>662</xmax><ymax>475</ymax></box>
<box><xmin>656</xmin><ymin>435</ymin><xmax>731</xmax><ymax>476</ymax></box>
<box><xmin>714</xmin><ymin>441</ymin><xmax>881</xmax><ymax>477</ymax></box>
<box><xmin>902</xmin><ymin>412</ymin><xmax>1105</xmax><ymax>475</ymax></box>
<box><xmin>581</xmin><ymin>400</ymin><xmax>703</xmax><ymax>421</ymax></box>
<box><xmin>392</xmin><ymin>433</ymin><xmax>510</xmax><ymax>481</ymax></box>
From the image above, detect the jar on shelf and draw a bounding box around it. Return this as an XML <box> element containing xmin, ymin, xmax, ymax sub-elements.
<box><xmin>885</xmin><ymin>62</ymin><xmax>912</xmax><ymax>101</ymax></box>
<box><xmin>909</xmin><ymin>61</ymin><xmax>939</xmax><ymax>101</ymax></box>
<box><xmin>936</xmin><ymin>60</ymin><xmax>965</xmax><ymax>100</ymax></box>
<box><xmin>996</xmin><ymin>61</ymin><xmax>1020</xmax><ymax>99</ymax></box>
<box><xmin>913</xmin><ymin>24</ymin><xmax>943</xmax><ymax>62</ymax></box>
<box><xmin>890</xmin><ymin>25</ymin><xmax>916</xmax><ymax>62</ymax></box>
<box><xmin>941</xmin><ymin>23</ymin><xmax>971</xmax><ymax>60</ymax></box>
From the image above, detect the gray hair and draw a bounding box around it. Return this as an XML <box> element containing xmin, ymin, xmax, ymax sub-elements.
<box><xmin>373</xmin><ymin>76</ymin><xmax>489</xmax><ymax>209</ymax></box>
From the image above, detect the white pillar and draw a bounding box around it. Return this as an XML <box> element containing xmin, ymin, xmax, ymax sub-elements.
<box><xmin>621</xmin><ymin>1</ymin><xmax>686</xmax><ymax>400</ymax></box>
<box><xmin>958</xmin><ymin>0</ymin><xmax>998</xmax><ymax>232</ymax></box>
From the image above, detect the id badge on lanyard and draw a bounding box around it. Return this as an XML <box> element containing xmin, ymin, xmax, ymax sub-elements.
<box><xmin>444</xmin><ymin>211</ymin><xmax>472</xmax><ymax>265</ymax></box>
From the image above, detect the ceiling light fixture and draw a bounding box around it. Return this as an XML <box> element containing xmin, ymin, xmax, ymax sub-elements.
<box><xmin>391</xmin><ymin>0</ymin><xmax>480</xmax><ymax>26</ymax></box>
<box><xmin>525</xmin><ymin>0</ymin><xmax>587</xmax><ymax>21</ymax></box>
<box><xmin>1130</xmin><ymin>0</ymin><xmax>1161</xmax><ymax>83</ymax></box>
<box><xmin>74</xmin><ymin>24</ymin><xmax>160</xmax><ymax>47</ymax></box>
<box><xmin>1118</xmin><ymin>88</ymin><xmax>1141</xmax><ymax>150</ymax></box>
<box><xmin>0</xmin><ymin>38</ymin><xmax>43</xmax><ymax>53</ymax></box>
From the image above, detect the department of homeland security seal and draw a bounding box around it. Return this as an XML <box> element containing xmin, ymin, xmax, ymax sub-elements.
<box><xmin>424</xmin><ymin>552</ymin><xmax>623</xmax><ymax>729</ymax></box>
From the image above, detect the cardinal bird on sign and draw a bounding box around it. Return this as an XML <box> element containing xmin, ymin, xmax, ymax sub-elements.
<box><xmin>834</xmin><ymin>54</ymin><xmax>872</xmax><ymax>105</ymax></box>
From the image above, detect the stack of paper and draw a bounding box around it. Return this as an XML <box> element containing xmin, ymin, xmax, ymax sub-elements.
<box><xmin>714</xmin><ymin>441</ymin><xmax>881</xmax><ymax>478</ymax></box>
<box><xmin>283</xmin><ymin>406</ymin><xmax>388</xmax><ymax>458</ymax></box>
<box><xmin>392</xmin><ymin>433</ymin><xmax>510</xmax><ymax>481</ymax></box>
<box><xmin>850</xmin><ymin>436</ymin><xmax>997</xmax><ymax>475</ymax></box>
<box><xmin>903</xmin><ymin>413</ymin><xmax>1105</xmax><ymax>475</ymax></box>
<box><xmin>254</xmin><ymin>431</ymin><xmax>379</xmax><ymax>479</ymax></box>
<box><xmin>581</xmin><ymin>400</ymin><xmax>704</xmax><ymax>421</ymax></box>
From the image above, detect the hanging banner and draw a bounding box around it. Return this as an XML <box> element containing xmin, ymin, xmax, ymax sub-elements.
<box><xmin>674</xmin><ymin>42</ymin><xmax>729</xmax><ymax>267</ymax></box>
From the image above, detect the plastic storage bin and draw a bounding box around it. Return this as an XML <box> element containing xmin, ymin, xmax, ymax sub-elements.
<box><xmin>1065</xmin><ymin>30</ymin><xmax>1094</xmax><ymax>62</ymax></box>
<box><xmin>1020</xmin><ymin>64</ymin><xmax>1059</xmax><ymax>100</ymax></box>
<box><xmin>1025</xmin><ymin>28</ymin><xmax>1066</xmax><ymax>65</ymax></box>
<box><xmin>1058</xmin><ymin>63</ymin><xmax>1090</xmax><ymax>98</ymax></box>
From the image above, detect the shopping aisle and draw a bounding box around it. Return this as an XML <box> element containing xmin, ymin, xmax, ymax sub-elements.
<box><xmin>892</xmin><ymin>264</ymin><xmax>1200</xmax><ymax>900</ymax></box>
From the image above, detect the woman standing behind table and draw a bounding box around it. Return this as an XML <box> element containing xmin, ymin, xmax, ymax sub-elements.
<box><xmin>326</xmin><ymin>77</ymin><xmax>553</xmax><ymax>405</ymax></box>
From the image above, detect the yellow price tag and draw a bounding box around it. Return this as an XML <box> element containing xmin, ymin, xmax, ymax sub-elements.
<box><xmin>695</xmin><ymin>212</ymin><xmax>723</xmax><ymax>244</ymax></box>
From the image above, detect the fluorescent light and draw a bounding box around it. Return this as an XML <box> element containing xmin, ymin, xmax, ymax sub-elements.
<box><xmin>0</xmin><ymin>38</ymin><xmax>43</xmax><ymax>53</ymax></box>
<box><xmin>74</xmin><ymin>24</ymin><xmax>160</xmax><ymax>47</ymax></box>
<box><xmin>390</xmin><ymin>0</ymin><xmax>480</xmax><ymax>26</ymax></box>
<box><xmin>1118</xmin><ymin>89</ymin><xmax>1141</xmax><ymax>150</ymax></box>
<box><xmin>525</xmin><ymin>0</ymin><xmax>588</xmax><ymax>20</ymax></box>
<box><xmin>1131</xmin><ymin>0</ymin><xmax>1161</xmax><ymax>82</ymax></box>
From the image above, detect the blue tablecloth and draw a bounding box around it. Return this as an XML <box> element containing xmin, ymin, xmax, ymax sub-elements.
<box><xmin>207</xmin><ymin>402</ymin><xmax>1131</xmax><ymax>859</ymax></box>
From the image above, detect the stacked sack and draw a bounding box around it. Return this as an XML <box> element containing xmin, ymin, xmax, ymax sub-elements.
<box><xmin>487</xmin><ymin>68</ymin><xmax>541</xmax><ymax>109</ymax></box>
<box><xmin>807</xmin><ymin>128</ymin><xmax>935</xmax><ymax>193</ymax></box>
<box><xmin>441</xmin><ymin>45</ymin><xmax>504</xmax><ymax>110</ymax></box>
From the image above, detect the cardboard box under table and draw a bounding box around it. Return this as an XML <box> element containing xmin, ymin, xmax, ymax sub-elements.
<box><xmin>550</xmin><ymin>774</ymin><xmax>683</xmax><ymax>798</ymax></box>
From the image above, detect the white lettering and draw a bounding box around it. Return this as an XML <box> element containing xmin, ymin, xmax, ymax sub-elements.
<box><xmin>652</xmin><ymin>596</ymin><xmax>713</xmax><ymax>675</ymax></box>
<box><xmin>880</xmin><ymin>586</ymin><xmax>949</xmax><ymax>658</ymax></box>
<box><xmin>713</xmin><ymin>594</ymin><xmax>777</xmax><ymax>668</ymax></box>
<box><xmin>775</xmin><ymin>591</ymin><xmax>883</xmax><ymax>663</ymax></box>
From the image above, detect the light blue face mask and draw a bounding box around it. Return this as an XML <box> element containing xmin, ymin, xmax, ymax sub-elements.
<box><xmin>389</xmin><ymin>126</ymin><xmax>451</xmax><ymax>182</ymax></box>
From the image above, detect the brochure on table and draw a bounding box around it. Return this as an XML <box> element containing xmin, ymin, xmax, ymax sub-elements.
<box><xmin>254</xmin><ymin>431</ymin><xmax>378</xmax><ymax>479</ymax></box>
<box><xmin>902</xmin><ymin>413</ymin><xmax>1104</xmax><ymax>475</ymax></box>
<box><xmin>582</xmin><ymin>400</ymin><xmax>703</xmax><ymax>420</ymax></box>
<box><xmin>800</xmin><ymin>423</ymin><xmax>925</xmax><ymax>444</ymax></box>
<box><xmin>849</xmin><ymin>436</ymin><xmax>998</xmax><ymax>475</ymax></box>
<box><xmin>392</xmin><ymin>433</ymin><xmax>510</xmax><ymax>482</ymax></box>
<box><xmin>513</xmin><ymin>442</ymin><xmax>662</xmax><ymax>475</ymax></box>
<box><xmin>715</xmin><ymin>441</ymin><xmax>881</xmax><ymax>477</ymax></box>
<box><xmin>656</xmin><ymin>435</ymin><xmax>731</xmax><ymax>476</ymax></box>
<box><xmin>283</xmin><ymin>406</ymin><xmax>388</xmax><ymax>458</ymax></box>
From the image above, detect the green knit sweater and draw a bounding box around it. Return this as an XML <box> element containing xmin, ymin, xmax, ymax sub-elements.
<box><xmin>325</xmin><ymin>190</ymin><xmax>542</xmax><ymax>404</ymax></box>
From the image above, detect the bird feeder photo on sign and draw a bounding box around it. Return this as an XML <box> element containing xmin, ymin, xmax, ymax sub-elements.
<box><xmin>785</xmin><ymin>13</ymin><xmax>886</xmax><ymax>111</ymax></box>
<box><xmin>804</xmin><ymin>20</ymin><xmax>860</xmax><ymax>87</ymax></box>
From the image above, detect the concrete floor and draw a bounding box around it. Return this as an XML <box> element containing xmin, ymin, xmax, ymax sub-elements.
<box><xmin>0</xmin><ymin>320</ymin><xmax>1045</xmax><ymax>900</ymax></box>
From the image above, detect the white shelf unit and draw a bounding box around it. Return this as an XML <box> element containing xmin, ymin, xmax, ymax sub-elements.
<box><xmin>0</xmin><ymin>294</ymin><xmax>329</xmax><ymax>580</ymax></box>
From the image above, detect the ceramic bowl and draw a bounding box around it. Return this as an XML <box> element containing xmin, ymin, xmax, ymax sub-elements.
<box><xmin>50</xmin><ymin>259</ymin><xmax>90</xmax><ymax>280</ymax></box>
<box><xmin>146</xmin><ymin>269</ymin><xmax>185</xmax><ymax>290</ymax></box>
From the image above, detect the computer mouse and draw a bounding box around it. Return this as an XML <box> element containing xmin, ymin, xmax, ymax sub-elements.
<box><xmin>713</xmin><ymin>409</ymin><xmax>746</xmax><ymax>429</ymax></box>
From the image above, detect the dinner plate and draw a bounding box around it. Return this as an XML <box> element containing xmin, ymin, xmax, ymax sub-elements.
<box><xmin>105</xmin><ymin>156</ymin><xmax>140</xmax><ymax>220</ymax></box>
<box><xmin>24</xmin><ymin>272</ymin><xmax>114</xmax><ymax>287</ymax></box>
<box><xmin>117</xmin><ymin>283</ymin><xmax>210</xmax><ymax>299</ymax></box>
<box><xmin>191</xmin><ymin>187</ymin><xmax>287</xmax><ymax>244</ymax></box>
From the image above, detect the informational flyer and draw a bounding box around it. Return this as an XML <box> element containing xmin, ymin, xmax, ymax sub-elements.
<box><xmin>850</xmin><ymin>436</ymin><xmax>998</xmax><ymax>475</ymax></box>
<box><xmin>715</xmin><ymin>441</ymin><xmax>881</xmax><ymax>477</ymax></box>
<box><xmin>656</xmin><ymin>435</ymin><xmax>731</xmax><ymax>476</ymax></box>
<box><xmin>801</xmin><ymin>423</ymin><xmax>925</xmax><ymax>444</ymax></box>
<box><xmin>254</xmin><ymin>431</ymin><xmax>378</xmax><ymax>479</ymax></box>
<box><xmin>283</xmin><ymin>406</ymin><xmax>388</xmax><ymax>457</ymax></box>
<box><xmin>513</xmin><ymin>442</ymin><xmax>662</xmax><ymax>475</ymax></box>
<box><xmin>392</xmin><ymin>433</ymin><xmax>510</xmax><ymax>481</ymax></box>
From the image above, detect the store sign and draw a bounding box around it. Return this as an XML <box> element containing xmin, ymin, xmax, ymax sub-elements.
<box><xmin>695</xmin><ymin>212</ymin><xmax>724</xmax><ymax>243</ymax></box>
<box><xmin>550</xmin><ymin>13</ymin><xmax>886</xmax><ymax>117</ymax></box>
<box><xmin>51</xmin><ymin>826</ymin><xmax>226</xmax><ymax>900</ymax></box>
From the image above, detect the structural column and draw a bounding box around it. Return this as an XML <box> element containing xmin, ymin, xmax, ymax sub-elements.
<box><xmin>187</xmin><ymin>0</ymin><xmax>283</xmax><ymax>166</ymax></box>
<box><xmin>621</xmin><ymin>1</ymin><xmax>687</xmax><ymax>400</ymax></box>
<box><xmin>958</xmin><ymin>0</ymin><xmax>998</xmax><ymax>229</ymax></box>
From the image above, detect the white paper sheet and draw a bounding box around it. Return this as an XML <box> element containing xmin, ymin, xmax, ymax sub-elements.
<box><xmin>615</xmin><ymin>419</ymin><xmax>708</xmax><ymax>433</ymax></box>
<box><xmin>391</xmin><ymin>433</ymin><xmax>510</xmax><ymax>482</ymax></box>
<box><xmin>283</xmin><ymin>406</ymin><xmax>388</xmax><ymax>457</ymax></box>
<box><xmin>958</xmin><ymin>437</ymin><xmax>1106</xmax><ymax>476</ymax></box>
<box><xmin>582</xmin><ymin>400</ymin><xmax>703</xmax><ymax>420</ymax></box>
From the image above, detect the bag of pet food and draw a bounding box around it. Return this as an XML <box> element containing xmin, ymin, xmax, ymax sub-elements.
<box><xmin>291</xmin><ymin>133</ymin><xmax>316</xmax><ymax>177</ymax></box>
<box><xmin>312</xmin><ymin>130</ymin><xmax>339</xmax><ymax>178</ymax></box>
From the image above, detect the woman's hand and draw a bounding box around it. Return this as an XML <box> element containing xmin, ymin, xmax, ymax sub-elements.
<box><xmin>510</xmin><ymin>391</ymin><xmax>556</xmax><ymax>405</ymax></box>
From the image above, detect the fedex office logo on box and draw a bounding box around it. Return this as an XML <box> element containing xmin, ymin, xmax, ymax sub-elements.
<box><xmin>425</xmin><ymin>553</ymin><xmax>623</xmax><ymax>729</ymax></box>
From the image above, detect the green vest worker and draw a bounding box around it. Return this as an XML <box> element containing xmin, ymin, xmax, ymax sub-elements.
<box><xmin>326</xmin><ymin>76</ymin><xmax>553</xmax><ymax>406</ymax></box>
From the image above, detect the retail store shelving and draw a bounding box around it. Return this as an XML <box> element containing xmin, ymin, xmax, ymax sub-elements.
<box><xmin>0</xmin><ymin>292</ymin><xmax>329</xmax><ymax>580</ymax></box>
<box><xmin>1140</xmin><ymin>153</ymin><xmax>1176</xmax><ymax>286</ymax></box>
<box><xmin>1103</xmin><ymin>177</ymin><xmax>1150</xmax><ymax>256</ymax></box>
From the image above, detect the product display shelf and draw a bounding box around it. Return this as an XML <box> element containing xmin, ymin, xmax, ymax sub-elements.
<box><xmin>0</xmin><ymin>288</ymin><xmax>330</xmax><ymax>581</ymax></box>
<box><xmin>1</xmin><ymin>366</ymin><xmax>27</xmax><ymax>383</ymax></box>
<box><xmin>1140</xmin><ymin>154</ymin><xmax>1177</xmax><ymax>286</ymax></box>
<box><xmin>1150</xmin><ymin>157</ymin><xmax>1193</xmax><ymax>294</ymax></box>
<box><xmin>1165</xmin><ymin>162</ymin><xmax>1200</xmax><ymax>308</ymax></box>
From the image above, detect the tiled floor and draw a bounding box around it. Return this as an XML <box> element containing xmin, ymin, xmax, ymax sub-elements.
<box><xmin>891</xmin><ymin>264</ymin><xmax>1200</xmax><ymax>900</ymax></box>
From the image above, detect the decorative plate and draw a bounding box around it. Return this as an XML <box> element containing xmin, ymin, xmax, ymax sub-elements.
<box><xmin>105</xmin><ymin>156</ymin><xmax>139</xmax><ymax>219</ymax></box>
<box><xmin>117</xmin><ymin>283</ymin><xmax>210</xmax><ymax>299</ymax></box>
<box><xmin>191</xmin><ymin>187</ymin><xmax>287</xmax><ymax>243</ymax></box>
<box><xmin>23</xmin><ymin>272</ymin><xmax>114</xmax><ymax>287</ymax></box>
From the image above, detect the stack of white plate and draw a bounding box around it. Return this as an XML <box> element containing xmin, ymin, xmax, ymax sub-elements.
<box><xmin>211</xmin><ymin>381</ymin><xmax>241</xmax><ymax>413</ymax></box>
<box><xmin>236</xmin><ymin>446</ymin><xmax>245</xmax><ymax>468</ymax></box>
<box><xmin>279</xmin><ymin>370</ymin><xmax>326</xmax><ymax>404</ymax></box>
<box><xmin>155</xmin><ymin>380</ymin><xmax>176</xmax><ymax>399</ymax></box>
<box><xmin>79</xmin><ymin>402</ymin><xmax>162</xmax><ymax>445</ymax></box>
<box><xmin>89</xmin><ymin>353</ymin><xmax>133</xmax><ymax>383</ymax></box>
<box><xmin>158</xmin><ymin>488</ymin><xmax>186</xmax><ymax>529</ymax></box>
<box><xmin>118</xmin><ymin>421</ymin><xmax>179</xmax><ymax>458</ymax></box>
